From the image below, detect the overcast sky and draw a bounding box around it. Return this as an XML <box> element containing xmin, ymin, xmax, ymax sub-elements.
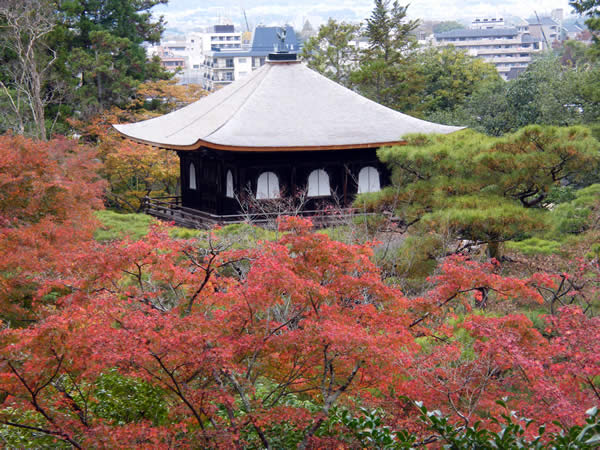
<box><xmin>152</xmin><ymin>0</ymin><xmax>577</xmax><ymax>32</ymax></box>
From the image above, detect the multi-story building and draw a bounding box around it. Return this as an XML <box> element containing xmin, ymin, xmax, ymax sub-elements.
<box><xmin>527</xmin><ymin>16</ymin><xmax>562</xmax><ymax>44</ymax></box>
<box><xmin>201</xmin><ymin>25</ymin><xmax>300</xmax><ymax>91</ymax></box>
<box><xmin>148</xmin><ymin>25</ymin><xmax>243</xmax><ymax>77</ymax></box>
<box><xmin>150</xmin><ymin>38</ymin><xmax>188</xmax><ymax>71</ymax></box>
<box><xmin>434</xmin><ymin>19</ymin><xmax>544</xmax><ymax>80</ymax></box>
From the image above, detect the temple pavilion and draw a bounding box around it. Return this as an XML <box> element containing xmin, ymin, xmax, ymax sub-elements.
<box><xmin>114</xmin><ymin>52</ymin><xmax>462</xmax><ymax>227</ymax></box>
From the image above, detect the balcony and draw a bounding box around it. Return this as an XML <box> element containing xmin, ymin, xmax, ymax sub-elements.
<box><xmin>143</xmin><ymin>196</ymin><xmax>390</xmax><ymax>229</ymax></box>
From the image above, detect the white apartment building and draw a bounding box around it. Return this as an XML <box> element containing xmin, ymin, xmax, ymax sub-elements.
<box><xmin>148</xmin><ymin>25</ymin><xmax>243</xmax><ymax>80</ymax></box>
<box><xmin>179</xmin><ymin>25</ymin><xmax>243</xmax><ymax>84</ymax></box>
<box><xmin>201</xmin><ymin>26</ymin><xmax>300</xmax><ymax>91</ymax></box>
<box><xmin>434</xmin><ymin>19</ymin><xmax>545</xmax><ymax>80</ymax></box>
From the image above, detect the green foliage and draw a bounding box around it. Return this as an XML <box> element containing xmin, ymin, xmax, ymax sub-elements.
<box><xmin>375</xmin><ymin>232</ymin><xmax>445</xmax><ymax>294</ymax></box>
<box><xmin>509</xmin><ymin>183</ymin><xmax>600</xmax><ymax>255</ymax></box>
<box><xmin>351</xmin><ymin>0</ymin><xmax>423</xmax><ymax>112</ymax></box>
<box><xmin>92</xmin><ymin>369</ymin><xmax>169</xmax><ymax>426</ymax></box>
<box><xmin>213</xmin><ymin>222</ymin><xmax>278</xmax><ymax>246</ymax></box>
<box><xmin>327</xmin><ymin>400</ymin><xmax>600</xmax><ymax>449</ymax></box>
<box><xmin>415</xmin><ymin>399</ymin><xmax>600</xmax><ymax>449</ymax></box>
<box><xmin>416</xmin><ymin>46</ymin><xmax>501</xmax><ymax>116</ymax></box>
<box><xmin>50</xmin><ymin>0</ymin><xmax>171</xmax><ymax>119</ymax></box>
<box><xmin>440</xmin><ymin>53</ymin><xmax>600</xmax><ymax>135</ymax></box>
<box><xmin>545</xmin><ymin>183</ymin><xmax>600</xmax><ymax>238</ymax></box>
<box><xmin>421</xmin><ymin>195</ymin><xmax>546</xmax><ymax>243</ymax></box>
<box><xmin>370</xmin><ymin>126</ymin><xmax>600</xmax><ymax>256</ymax></box>
<box><xmin>330</xmin><ymin>406</ymin><xmax>413</xmax><ymax>448</ymax></box>
<box><xmin>570</xmin><ymin>0</ymin><xmax>600</xmax><ymax>52</ymax></box>
<box><xmin>94</xmin><ymin>211</ymin><xmax>279</xmax><ymax>247</ymax></box>
<box><xmin>0</xmin><ymin>409</ymin><xmax>71</xmax><ymax>448</ymax></box>
<box><xmin>300</xmin><ymin>19</ymin><xmax>360</xmax><ymax>86</ymax></box>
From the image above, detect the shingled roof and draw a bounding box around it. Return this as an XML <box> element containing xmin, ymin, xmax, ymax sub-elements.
<box><xmin>114</xmin><ymin>59</ymin><xmax>463</xmax><ymax>152</ymax></box>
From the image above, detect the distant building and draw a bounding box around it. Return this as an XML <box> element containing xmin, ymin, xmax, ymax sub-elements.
<box><xmin>434</xmin><ymin>19</ymin><xmax>544</xmax><ymax>80</ymax></box>
<box><xmin>201</xmin><ymin>25</ymin><xmax>300</xmax><ymax>91</ymax></box>
<box><xmin>471</xmin><ymin>17</ymin><xmax>506</xmax><ymax>29</ymax></box>
<box><xmin>564</xmin><ymin>22</ymin><xmax>587</xmax><ymax>40</ymax></box>
<box><xmin>150</xmin><ymin>38</ymin><xmax>188</xmax><ymax>71</ymax></box>
<box><xmin>527</xmin><ymin>16</ymin><xmax>562</xmax><ymax>45</ymax></box>
<box><xmin>148</xmin><ymin>25</ymin><xmax>243</xmax><ymax>79</ymax></box>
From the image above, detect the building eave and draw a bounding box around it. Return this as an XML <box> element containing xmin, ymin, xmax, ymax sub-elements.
<box><xmin>113</xmin><ymin>126</ymin><xmax>409</xmax><ymax>152</ymax></box>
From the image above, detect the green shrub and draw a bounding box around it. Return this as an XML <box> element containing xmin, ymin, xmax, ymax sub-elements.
<box><xmin>92</xmin><ymin>369</ymin><xmax>169</xmax><ymax>426</ymax></box>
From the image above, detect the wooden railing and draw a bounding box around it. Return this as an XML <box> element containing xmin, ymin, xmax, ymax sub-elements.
<box><xmin>142</xmin><ymin>196</ymin><xmax>386</xmax><ymax>229</ymax></box>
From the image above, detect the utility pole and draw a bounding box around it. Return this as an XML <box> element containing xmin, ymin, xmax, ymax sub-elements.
<box><xmin>534</xmin><ymin>11</ymin><xmax>550</xmax><ymax>49</ymax></box>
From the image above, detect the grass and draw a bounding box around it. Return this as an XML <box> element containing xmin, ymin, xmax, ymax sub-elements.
<box><xmin>94</xmin><ymin>210</ymin><xmax>155</xmax><ymax>241</ymax></box>
<box><xmin>505</xmin><ymin>237</ymin><xmax>563</xmax><ymax>256</ymax></box>
<box><xmin>93</xmin><ymin>210</ymin><xmax>276</xmax><ymax>244</ymax></box>
<box><xmin>94</xmin><ymin>210</ymin><xmax>206</xmax><ymax>242</ymax></box>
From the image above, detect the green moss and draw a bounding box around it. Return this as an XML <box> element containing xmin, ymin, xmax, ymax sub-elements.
<box><xmin>94</xmin><ymin>210</ymin><xmax>154</xmax><ymax>241</ymax></box>
<box><xmin>506</xmin><ymin>237</ymin><xmax>563</xmax><ymax>255</ymax></box>
<box><xmin>94</xmin><ymin>210</ymin><xmax>204</xmax><ymax>242</ymax></box>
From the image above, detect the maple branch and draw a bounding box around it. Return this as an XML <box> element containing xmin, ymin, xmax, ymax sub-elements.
<box><xmin>300</xmin><ymin>359</ymin><xmax>362</xmax><ymax>449</ymax></box>
<box><xmin>586</xmin><ymin>377</ymin><xmax>600</xmax><ymax>401</ymax></box>
<box><xmin>149</xmin><ymin>352</ymin><xmax>211</xmax><ymax>442</ymax></box>
<box><xmin>410</xmin><ymin>293</ymin><xmax>458</xmax><ymax>328</ymax></box>
<box><xmin>223</xmin><ymin>370</ymin><xmax>271</xmax><ymax>449</ymax></box>
<box><xmin>262</xmin><ymin>355</ymin><xmax>311</xmax><ymax>407</ymax></box>
<box><xmin>53</xmin><ymin>372</ymin><xmax>90</xmax><ymax>428</ymax></box>
<box><xmin>0</xmin><ymin>420</ymin><xmax>81</xmax><ymax>445</ymax></box>
<box><xmin>5</xmin><ymin>359</ymin><xmax>81</xmax><ymax>449</ymax></box>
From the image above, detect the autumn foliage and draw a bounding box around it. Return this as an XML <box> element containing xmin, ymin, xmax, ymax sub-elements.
<box><xmin>0</xmin><ymin>134</ymin><xmax>105</xmax><ymax>324</ymax></box>
<box><xmin>0</xmin><ymin>206</ymin><xmax>598</xmax><ymax>446</ymax></box>
<box><xmin>70</xmin><ymin>80</ymin><xmax>206</xmax><ymax>212</ymax></box>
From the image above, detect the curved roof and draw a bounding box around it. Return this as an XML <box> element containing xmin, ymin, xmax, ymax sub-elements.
<box><xmin>114</xmin><ymin>60</ymin><xmax>463</xmax><ymax>152</ymax></box>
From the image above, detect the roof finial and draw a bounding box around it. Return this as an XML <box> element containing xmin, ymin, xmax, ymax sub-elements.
<box><xmin>276</xmin><ymin>26</ymin><xmax>287</xmax><ymax>52</ymax></box>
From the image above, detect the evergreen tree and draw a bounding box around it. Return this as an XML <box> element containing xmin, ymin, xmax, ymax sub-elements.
<box><xmin>351</xmin><ymin>0</ymin><xmax>422</xmax><ymax>112</ymax></box>
<box><xmin>360</xmin><ymin>126</ymin><xmax>600</xmax><ymax>257</ymax></box>
<box><xmin>50</xmin><ymin>0</ymin><xmax>171</xmax><ymax>118</ymax></box>
<box><xmin>300</xmin><ymin>19</ymin><xmax>360</xmax><ymax>86</ymax></box>
<box><xmin>570</xmin><ymin>0</ymin><xmax>600</xmax><ymax>53</ymax></box>
<box><xmin>415</xmin><ymin>46</ymin><xmax>500</xmax><ymax>115</ymax></box>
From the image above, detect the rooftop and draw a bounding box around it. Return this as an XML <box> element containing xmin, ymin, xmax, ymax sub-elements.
<box><xmin>527</xmin><ymin>17</ymin><xmax>560</xmax><ymax>26</ymax></box>
<box><xmin>251</xmin><ymin>25</ymin><xmax>300</xmax><ymax>52</ymax></box>
<box><xmin>435</xmin><ymin>27</ymin><xmax>519</xmax><ymax>39</ymax></box>
<box><xmin>114</xmin><ymin>61</ymin><xmax>462</xmax><ymax>152</ymax></box>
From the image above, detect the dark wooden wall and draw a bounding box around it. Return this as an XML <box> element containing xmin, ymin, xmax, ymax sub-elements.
<box><xmin>178</xmin><ymin>148</ymin><xmax>390</xmax><ymax>216</ymax></box>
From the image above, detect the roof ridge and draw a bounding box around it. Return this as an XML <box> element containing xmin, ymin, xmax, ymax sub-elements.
<box><xmin>203</xmin><ymin>64</ymin><xmax>273</xmax><ymax>142</ymax></box>
<box><xmin>165</xmin><ymin>65</ymin><xmax>270</xmax><ymax>139</ymax></box>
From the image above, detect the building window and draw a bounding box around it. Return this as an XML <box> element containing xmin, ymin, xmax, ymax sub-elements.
<box><xmin>357</xmin><ymin>166</ymin><xmax>380</xmax><ymax>194</ymax></box>
<box><xmin>226</xmin><ymin>170</ymin><xmax>234</xmax><ymax>198</ymax></box>
<box><xmin>238</xmin><ymin>58</ymin><xmax>246</xmax><ymax>63</ymax></box>
<box><xmin>256</xmin><ymin>172</ymin><xmax>279</xmax><ymax>199</ymax></box>
<box><xmin>189</xmin><ymin>162</ymin><xmax>197</xmax><ymax>190</ymax></box>
<box><xmin>307</xmin><ymin>169</ymin><xmax>331</xmax><ymax>197</ymax></box>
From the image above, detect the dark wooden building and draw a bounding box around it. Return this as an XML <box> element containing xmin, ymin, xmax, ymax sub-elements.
<box><xmin>114</xmin><ymin>53</ymin><xmax>461</xmax><ymax>225</ymax></box>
